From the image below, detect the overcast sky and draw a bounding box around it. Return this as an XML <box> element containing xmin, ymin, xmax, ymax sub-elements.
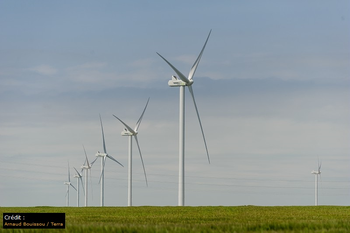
<box><xmin>1</xmin><ymin>1</ymin><xmax>349</xmax><ymax>207</ymax></box>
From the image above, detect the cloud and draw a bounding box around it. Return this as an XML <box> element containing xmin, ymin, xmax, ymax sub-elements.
<box><xmin>73</xmin><ymin>62</ymin><xmax>107</xmax><ymax>70</ymax></box>
<box><xmin>130</xmin><ymin>58</ymin><xmax>154</xmax><ymax>68</ymax></box>
<box><xmin>29</xmin><ymin>65</ymin><xmax>57</xmax><ymax>76</ymax></box>
<box><xmin>174</xmin><ymin>54</ymin><xmax>197</xmax><ymax>66</ymax></box>
<box><xmin>60</xmin><ymin>59</ymin><xmax>165</xmax><ymax>92</ymax></box>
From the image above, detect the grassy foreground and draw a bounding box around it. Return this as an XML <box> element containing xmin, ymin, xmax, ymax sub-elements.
<box><xmin>1</xmin><ymin>206</ymin><xmax>349</xmax><ymax>232</ymax></box>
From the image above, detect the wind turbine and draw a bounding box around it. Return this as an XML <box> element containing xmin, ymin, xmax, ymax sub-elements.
<box><xmin>81</xmin><ymin>145</ymin><xmax>97</xmax><ymax>207</ymax></box>
<box><xmin>157</xmin><ymin>30</ymin><xmax>211</xmax><ymax>206</ymax></box>
<box><xmin>113</xmin><ymin>98</ymin><xmax>150</xmax><ymax>206</ymax></box>
<box><xmin>73</xmin><ymin>167</ymin><xmax>84</xmax><ymax>207</ymax></box>
<box><xmin>95</xmin><ymin>114</ymin><xmax>124</xmax><ymax>207</ymax></box>
<box><xmin>311</xmin><ymin>160</ymin><xmax>322</xmax><ymax>206</ymax></box>
<box><xmin>63</xmin><ymin>162</ymin><xmax>76</xmax><ymax>207</ymax></box>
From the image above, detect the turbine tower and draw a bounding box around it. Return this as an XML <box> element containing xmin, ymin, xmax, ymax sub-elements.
<box><xmin>113</xmin><ymin>98</ymin><xmax>150</xmax><ymax>206</ymax></box>
<box><xmin>311</xmin><ymin>161</ymin><xmax>322</xmax><ymax>206</ymax></box>
<box><xmin>73</xmin><ymin>167</ymin><xmax>84</xmax><ymax>207</ymax></box>
<box><xmin>95</xmin><ymin>114</ymin><xmax>124</xmax><ymax>207</ymax></box>
<box><xmin>81</xmin><ymin>145</ymin><xmax>97</xmax><ymax>207</ymax></box>
<box><xmin>157</xmin><ymin>30</ymin><xmax>211</xmax><ymax>206</ymax></box>
<box><xmin>63</xmin><ymin>162</ymin><xmax>76</xmax><ymax>207</ymax></box>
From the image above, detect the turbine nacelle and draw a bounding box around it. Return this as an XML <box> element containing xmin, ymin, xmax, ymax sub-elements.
<box><xmin>81</xmin><ymin>164</ymin><xmax>91</xmax><ymax>169</ymax></box>
<box><xmin>168</xmin><ymin>76</ymin><xmax>193</xmax><ymax>87</ymax></box>
<box><xmin>95</xmin><ymin>151</ymin><xmax>107</xmax><ymax>157</ymax></box>
<box><xmin>121</xmin><ymin>128</ymin><xmax>137</xmax><ymax>136</ymax></box>
<box><xmin>311</xmin><ymin>170</ymin><xmax>321</xmax><ymax>175</ymax></box>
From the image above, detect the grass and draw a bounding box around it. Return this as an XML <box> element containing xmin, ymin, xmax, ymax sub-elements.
<box><xmin>1</xmin><ymin>206</ymin><xmax>349</xmax><ymax>232</ymax></box>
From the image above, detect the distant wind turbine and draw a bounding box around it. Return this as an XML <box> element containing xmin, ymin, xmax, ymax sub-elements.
<box><xmin>95</xmin><ymin>114</ymin><xmax>124</xmax><ymax>207</ymax></box>
<box><xmin>311</xmin><ymin>160</ymin><xmax>322</xmax><ymax>206</ymax></box>
<box><xmin>63</xmin><ymin>161</ymin><xmax>76</xmax><ymax>207</ymax></box>
<box><xmin>73</xmin><ymin>167</ymin><xmax>84</xmax><ymax>207</ymax></box>
<box><xmin>113</xmin><ymin>97</ymin><xmax>150</xmax><ymax>206</ymax></box>
<box><xmin>157</xmin><ymin>30</ymin><xmax>211</xmax><ymax>206</ymax></box>
<box><xmin>81</xmin><ymin>145</ymin><xmax>97</xmax><ymax>207</ymax></box>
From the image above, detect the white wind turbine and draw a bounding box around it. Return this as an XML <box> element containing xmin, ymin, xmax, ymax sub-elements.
<box><xmin>95</xmin><ymin>114</ymin><xmax>124</xmax><ymax>207</ymax></box>
<box><xmin>113</xmin><ymin>98</ymin><xmax>150</xmax><ymax>206</ymax></box>
<box><xmin>63</xmin><ymin>162</ymin><xmax>76</xmax><ymax>207</ymax></box>
<box><xmin>157</xmin><ymin>30</ymin><xmax>211</xmax><ymax>206</ymax></box>
<box><xmin>81</xmin><ymin>145</ymin><xmax>97</xmax><ymax>207</ymax></box>
<box><xmin>73</xmin><ymin>167</ymin><xmax>84</xmax><ymax>207</ymax></box>
<box><xmin>311</xmin><ymin>160</ymin><xmax>322</xmax><ymax>206</ymax></box>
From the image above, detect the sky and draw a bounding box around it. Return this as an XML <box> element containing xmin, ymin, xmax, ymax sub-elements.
<box><xmin>0</xmin><ymin>1</ymin><xmax>349</xmax><ymax>207</ymax></box>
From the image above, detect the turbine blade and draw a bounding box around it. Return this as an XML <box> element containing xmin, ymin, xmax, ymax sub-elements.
<box><xmin>156</xmin><ymin>52</ymin><xmax>189</xmax><ymax>83</ymax></box>
<box><xmin>188</xmin><ymin>30</ymin><xmax>211</xmax><ymax>80</ymax></box>
<box><xmin>318</xmin><ymin>161</ymin><xmax>322</xmax><ymax>172</ymax></box>
<box><xmin>106</xmin><ymin>154</ymin><xmax>124</xmax><ymax>167</ymax></box>
<box><xmin>135</xmin><ymin>97</ymin><xmax>150</xmax><ymax>132</ymax></box>
<box><xmin>99</xmin><ymin>156</ymin><xmax>106</xmax><ymax>184</ymax></box>
<box><xmin>83</xmin><ymin>144</ymin><xmax>90</xmax><ymax>167</ymax></box>
<box><xmin>91</xmin><ymin>157</ymin><xmax>98</xmax><ymax>166</ymax></box>
<box><xmin>65</xmin><ymin>188</ymin><xmax>69</xmax><ymax>197</ymax></box>
<box><xmin>112</xmin><ymin>115</ymin><xmax>135</xmax><ymax>134</ymax></box>
<box><xmin>68</xmin><ymin>161</ymin><xmax>71</xmax><ymax>182</ymax></box>
<box><xmin>188</xmin><ymin>85</ymin><xmax>210</xmax><ymax>163</ymax></box>
<box><xmin>70</xmin><ymin>183</ymin><xmax>77</xmax><ymax>191</ymax></box>
<box><xmin>134</xmin><ymin>135</ymin><xmax>148</xmax><ymax>186</ymax></box>
<box><xmin>73</xmin><ymin>167</ymin><xmax>82</xmax><ymax>177</ymax></box>
<box><xmin>99</xmin><ymin>114</ymin><xmax>107</xmax><ymax>153</ymax></box>
<box><xmin>79</xmin><ymin>175</ymin><xmax>85</xmax><ymax>196</ymax></box>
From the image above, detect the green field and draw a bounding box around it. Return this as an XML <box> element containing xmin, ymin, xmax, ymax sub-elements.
<box><xmin>1</xmin><ymin>206</ymin><xmax>349</xmax><ymax>232</ymax></box>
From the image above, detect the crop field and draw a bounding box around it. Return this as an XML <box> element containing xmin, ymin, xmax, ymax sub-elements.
<box><xmin>1</xmin><ymin>206</ymin><xmax>349</xmax><ymax>232</ymax></box>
